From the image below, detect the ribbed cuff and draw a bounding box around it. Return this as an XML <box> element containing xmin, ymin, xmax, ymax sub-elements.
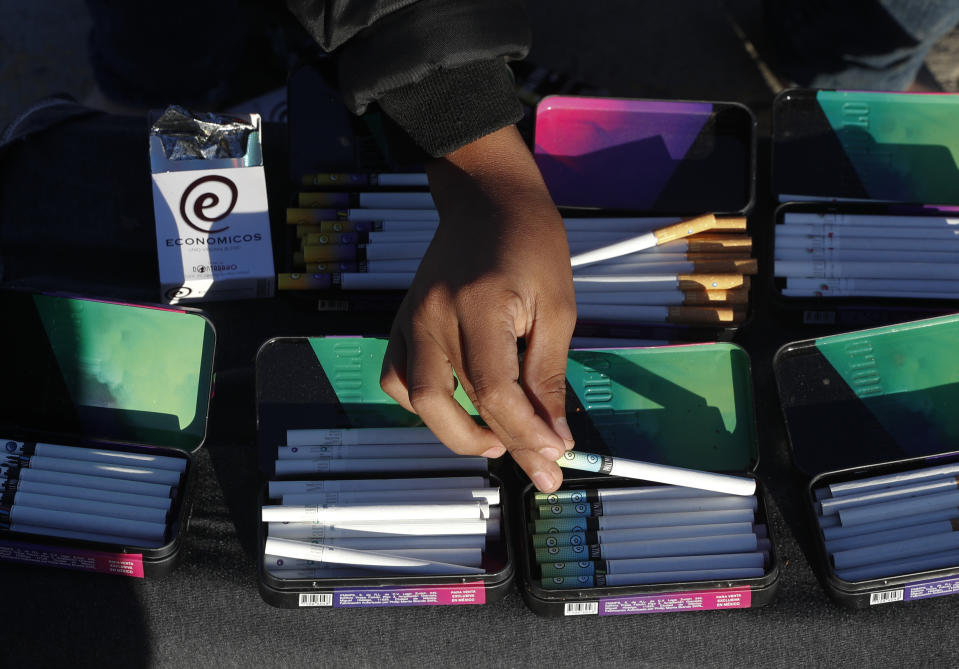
<box><xmin>377</xmin><ymin>59</ymin><xmax>523</xmax><ymax>158</ymax></box>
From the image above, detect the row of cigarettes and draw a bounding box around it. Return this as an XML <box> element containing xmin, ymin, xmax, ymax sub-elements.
<box><xmin>261</xmin><ymin>427</ymin><xmax>502</xmax><ymax>580</ymax></box>
<box><xmin>0</xmin><ymin>439</ymin><xmax>185</xmax><ymax>546</ymax></box>
<box><xmin>815</xmin><ymin>462</ymin><xmax>959</xmax><ymax>581</ymax></box>
<box><xmin>530</xmin><ymin>484</ymin><xmax>769</xmax><ymax>589</ymax></box>
<box><xmin>279</xmin><ymin>173</ymin><xmax>755</xmax><ymax>327</ymax></box>
<box><xmin>775</xmin><ymin>212</ymin><xmax>959</xmax><ymax>299</ymax></box>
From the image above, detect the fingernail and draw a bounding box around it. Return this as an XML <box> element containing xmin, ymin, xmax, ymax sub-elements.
<box><xmin>553</xmin><ymin>417</ymin><xmax>575</xmax><ymax>449</ymax></box>
<box><xmin>539</xmin><ymin>447</ymin><xmax>562</xmax><ymax>462</ymax></box>
<box><xmin>480</xmin><ymin>446</ymin><xmax>506</xmax><ymax>459</ymax></box>
<box><xmin>532</xmin><ymin>470</ymin><xmax>558</xmax><ymax>492</ymax></box>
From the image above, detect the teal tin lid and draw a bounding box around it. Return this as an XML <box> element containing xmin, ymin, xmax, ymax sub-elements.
<box><xmin>773</xmin><ymin>89</ymin><xmax>959</xmax><ymax>205</ymax></box>
<box><xmin>564</xmin><ymin>343</ymin><xmax>758</xmax><ymax>474</ymax></box>
<box><xmin>774</xmin><ymin>312</ymin><xmax>959</xmax><ymax>476</ymax></box>
<box><xmin>0</xmin><ymin>289</ymin><xmax>216</xmax><ymax>453</ymax></box>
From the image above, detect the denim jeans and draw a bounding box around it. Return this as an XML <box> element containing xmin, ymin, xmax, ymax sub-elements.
<box><xmin>766</xmin><ymin>0</ymin><xmax>959</xmax><ymax>90</ymax></box>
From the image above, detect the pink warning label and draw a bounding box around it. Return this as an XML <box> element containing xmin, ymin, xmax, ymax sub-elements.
<box><xmin>600</xmin><ymin>586</ymin><xmax>752</xmax><ymax>615</ymax></box>
<box><xmin>0</xmin><ymin>539</ymin><xmax>145</xmax><ymax>578</ymax></box>
<box><xmin>334</xmin><ymin>581</ymin><xmax>486</xmax><ymax>608</ymax></box>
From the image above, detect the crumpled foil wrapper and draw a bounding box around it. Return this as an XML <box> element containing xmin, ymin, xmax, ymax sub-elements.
<box><xmin>150</xmin><ymin>105</ymin><xmax>255</xmax><ymax>160</ymax></box>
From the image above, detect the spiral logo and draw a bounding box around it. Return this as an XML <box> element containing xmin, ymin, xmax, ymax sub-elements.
<box><xmin>165</xmin><ymin>286</ymin><xmax>192</xmax><ymax>300</ymax></box>
<box><xmin>571</xmin><ymin>492</ymin><xmax>584</xmax><ymax>503</ymax></box>
<box><xmin>553</xmin><ymin>563</ymin><xmax>565</xmax><ymax>569</ymax></box>
<box><xmin>552</xmin><ymin>577</ymin><xmax>563</xmax><ymax>584</ymax></box>
<box><xmin>577</xmin><ymin>575</ymin><xmax>589</xmax><ymax>584</ymax></box>
<box><xmin>577</xmin><ymin>561</ymin><xmax>590</xmax><ymax>568</ymax></box>
<box><xmin>179</xmin><ymin>175</ymin><xmax>238</xmax><ymax>233</ymax></box>
<box><xmin>546</xmin><ymin>537</ymin><xmax>558</xmax><ymax>547</ymax></box>
<box><xmin>570</xmin><ymin>535</ymin><xmax>583</xmax><ymax>546</ymax></box>
<box><xmin>550</xmin><ymin>505</ymin><xmax>562</xmax><ymax>515</ymax></box>
<box><xmin>586</xmin><ymin>454</ymin><xmax>600</xmax><ymax>465</ymax></box>
<box><xmin>547</xmin><ymin>494</ymin><xmax>558</xmax><ymax>504</ymax></box>
<box><xmin>4</xmin><ymin>441</ymin><xmax>17</xmax><ymax>453</ymax></box>
<box><xmin>575</xmin><ymin>503</ymin><xmax>587</xmax><ymax>514</ymax></box>
<box><xmin>562</xmin><ymin>451</ymin><xmax>575</xmax><ymax>461</ymax></box>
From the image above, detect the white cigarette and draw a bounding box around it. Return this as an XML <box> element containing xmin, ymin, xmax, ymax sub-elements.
<box><xmin>776</xmin><ymin>260</ymin><xmax>959</xmax><ymax>280</ymax></box>
<box><xmin>777</xmin><ymin>223</ymin><xmax>959</xmax><ymax>240</ymax></box>
<box><xmin>783</xmin><ymin>213</ymin><xmax>959</xmax><ymax>228</ymax></box>
<box><xmin>281</xmin><ymin>487</ymin><xmax>499</xmax><ymax>506</ymax></box>
<box><xmin>261</xmin><ymin>501</ymin><xmax>489</xmax><ymax>523</ymax></box>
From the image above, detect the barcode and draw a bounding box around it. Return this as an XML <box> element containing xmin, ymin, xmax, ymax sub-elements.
<box><xmin>564</xmin><ymin>602</ymin><xmax>599</xmax><ymax>616</ymax></box>
<box><xmin>869</xmin><ymin>589</ymin><xmax>904</xmax><ymax>606</ymax></box>
<box><xmin>298</xmin><ymin>593</ymin><xmax>333</xmax><ymax>607</ymax></box>
<box><xmin>803</xmin><ymin>310</ymin><xmax>836</xmax><ymax>325</ymax></box>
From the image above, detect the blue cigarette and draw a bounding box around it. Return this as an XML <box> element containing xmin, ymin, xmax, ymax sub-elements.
<box><xmin>532</xmin><ymin>508</ymin><xmax>757</xmax><ymax>534</ymax></box>
<box><xmin>828</xmin><ymin>463</ymin><xmax>959</xmax><ymax>497</ymax></box>
<box><xmin>2</xmin><ymin>504</ymin><xmax>167</xmax><ymax>542</ymax></box>
<box><xmin>542</xmin><ymin>567</ymin><xmax>766</xmax><ymax>589</ymax></box>
<box><xmin>531</xmin><ymin>521</ymin><xmax>757</xmax><ymax>548</ymax></box>
<box><xmin>817</xmin><ymin>513</ymin><xmax>840</xmax><ymax>528</ymax></box>
<box><xmin>822</xmin><ymin>508</ymin><xmax>959</xmax><ymax>541</ymax></box>
<box><xmin>538</xmin><ymin>551</ymin><xmax>767</xmax><ymax>578</ymax></box>
<box><xmin>10</xmin><ymin>455</ymin><xmax>182</xmax><ymax>486</ymax></box>
<box><xmin>2</xmin><ymin>440</ymin><xmax>187</xmax><ymax>473</ymax></box>
<box><xmin>819</xmin><ymin>477</ymin><xmax>959</xmax><ymax>516</ymax></box>
<box><xmin>838</xmin><ymin>490</ymin><xmax>959</xmax><ymax>526</ymax></box>
<box><xmin>533</xmin><ymin>486</ymin><xmax>730</xmax><ymax>505</ymax></box>
<box><xmin>7</xmin><ymin>491</ymin><xmax>169</xmax><ymax>523</ymax></box>
<box><xmin>834</xmin><ymin>549</ymin><xmax>959</xmax><ymax>582</ymax></box>
<box><xmin>536</xmin><ymin>495</ymin><xmax>756</xmax><ymax>519</ymax></box>
<box><xmin>831</xmin><ymin>529</ymin><xmax>959</xmax><ymax>569</ymax></box>
<box><xmin>535</xmin><ymin>532</ymin><xmax>758</xmax><ymax>562</ymax></box>
<box><xmin>8</xmin><ymin>522</ymin><xmax>163</xmax><ymax>547</ymax></box>
<box><xmin>4</xmin><ymin>465</ymin><xmax>174</xmax><ymax>497</ymax></box>
<box><xmin>2</xmin><ymin>479</ymin><xmax>172</xmax><ymax>511</ymax></box>
<box><xmin>825</xmin><ymin>520</ymin><xmax>959</xmax><ymax>554</ymax></box>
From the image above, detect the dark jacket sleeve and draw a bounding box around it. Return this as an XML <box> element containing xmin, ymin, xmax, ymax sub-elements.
<box><xmin>285</xmin><ymin>0</ymin><xmax>530</xmax><ymax>157</ymax></box>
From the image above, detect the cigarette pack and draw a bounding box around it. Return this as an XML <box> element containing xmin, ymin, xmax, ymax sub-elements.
<box><xmin>254</xmin><ymin>336</ymin><xmax>515</xmax><ymax>609</ymax></box>
<box><xmin>516</xmin><ymin>343</ymin><xmax>781</xmax><ymax>617</ymax></box>
<box><xmin>0</xmin><ymin>288</ymin><xmax>216</xmax><ymax>577</ymax></box>
<box><xmin>150</xmin><ymin>110</ymin><xmax>275</xmax><ymax>304</ymax></box>
<box><xmin>769</xmin><ymin>90</ymin><xmax>959</xmax><ymax>327</ymax></box>
<box><xmin>774</xmin><ymin>313</ymin><xmax>959</xmax><ymax>608</ymax></box>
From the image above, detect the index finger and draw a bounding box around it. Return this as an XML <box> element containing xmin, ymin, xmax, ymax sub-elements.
<box><xmin>460</xmin><ymin>312</ymin><xmax>566</xmax><ymax>491</ymax></box>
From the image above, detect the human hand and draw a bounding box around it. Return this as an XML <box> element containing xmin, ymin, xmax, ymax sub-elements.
<box><xmin>379</xmin><ymin>125</ymin><xmax>577</xmax><ymax>493</ymax></box>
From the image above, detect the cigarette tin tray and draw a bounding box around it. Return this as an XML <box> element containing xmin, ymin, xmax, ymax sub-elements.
<box><xmin>0</xmin><ymin>288</ymin><xmax>216</xmax><ymax>577</ymax></box>
<box><xmin>773</xmin><ymin>313</ymin><xmax>959</xmax><ymax>608</ymax></box>
<box><xmin>516</xmin><ymin>342</ymin><xmax>780</xmax><ymax>617</ymax></box>
<box><xmin>769</xmin><ymin>89</ymin><xmax>959</xmax><ymax>328</ymax></box>
<box><xmin>254</xmin><ymin>335</ymin><xmax>516</xmax><ymax>609</ymax></box>
<box><xmin>766</xmin><ymin>201</ymin><xmax>959</xmax><ymax>328</ymax></box>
